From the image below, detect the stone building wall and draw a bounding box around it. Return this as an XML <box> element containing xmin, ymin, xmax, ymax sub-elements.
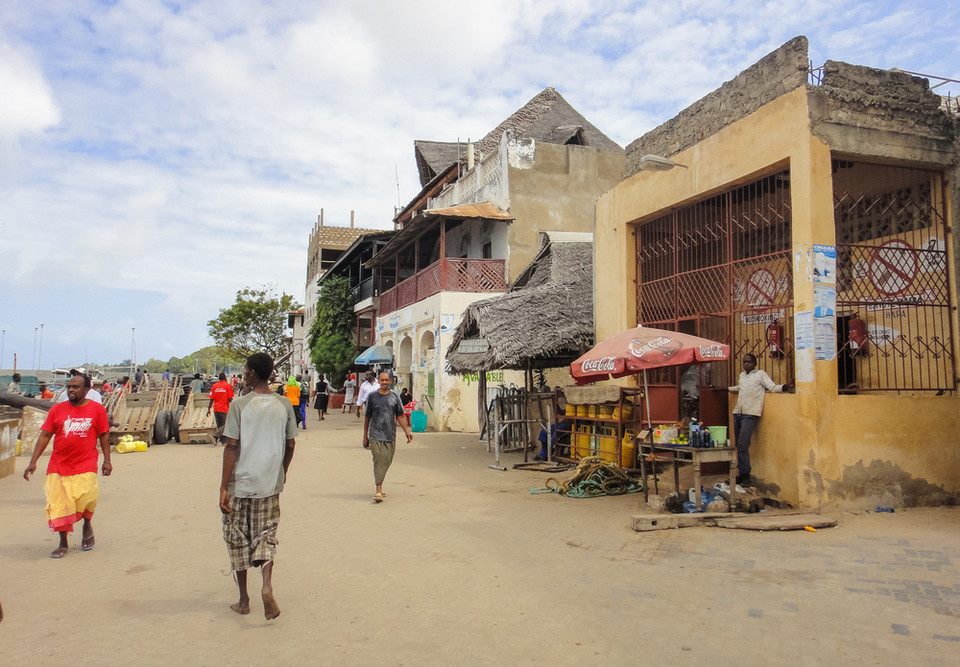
<box><xmin>624</xmin><ymin>36</ymin><xmax>809</xmax><ymax>176</ymax></box>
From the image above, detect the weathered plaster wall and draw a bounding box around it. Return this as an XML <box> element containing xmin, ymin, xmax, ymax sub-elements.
<box><xmin>507</xmin><ymin>142</ymin><xmax>624</xmax><ymax>283</ymax></box>
<box><xmin>596</xmin><ymin>50</ymin><xmax>960</xmax><ymax>508</ymax></box>
<box><xmin>624</xmin><ymin>36</ymin><xmax>809</xmax><ymax>177</ymax></box>
<box><xmin>378</xmin><ymin>291</ymin><xmax>523</xmax><ymax>432</ymax></box>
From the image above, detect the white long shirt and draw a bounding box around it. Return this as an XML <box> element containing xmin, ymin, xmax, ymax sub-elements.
<box><xmin>729</xmin><ymin>370</ymin><xmax>783</xmax><ymax>417</ymax></box>
<box><xmin>356</xmin><ymin>380</ymin><xmax>380</xmax><ymax>408</ymax></box>
<box><xmin>56</xmin><ymin>388</ymin><xmax>103</xmax><ymax>404</ymax></box>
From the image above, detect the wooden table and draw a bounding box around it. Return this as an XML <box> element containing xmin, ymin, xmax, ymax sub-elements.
<box><xmin>638</xmin><ymin>442</ymin><xmax>737</xmax><ymax>511</ymax></box>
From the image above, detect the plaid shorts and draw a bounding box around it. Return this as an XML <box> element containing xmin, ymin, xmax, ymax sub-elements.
<box><xmin>222</xmin><ymin>494</ymin><xmax>280</xmax><ymax>571</ymax></box>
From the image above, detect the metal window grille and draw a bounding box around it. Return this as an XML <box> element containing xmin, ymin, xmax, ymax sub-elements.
<box><xmin>636</xmin><ymin>170</ymin><xmax>794</xmax><ymax>388</ymax></box>
<box><xmin>833</xmin><ymin>160</ymin><xmax>954</xmax><ymax>392</ymax></box>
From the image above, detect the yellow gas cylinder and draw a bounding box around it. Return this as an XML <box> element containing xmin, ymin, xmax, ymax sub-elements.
<box><xmin>621</xmin><ymin>430</ymin><xmax>637</xmax><ymax>468</ymax></box>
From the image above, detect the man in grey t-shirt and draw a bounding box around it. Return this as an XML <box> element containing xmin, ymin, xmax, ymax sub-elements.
<box><xmin>362</xmin><ymin>371</ymin><xmax>413</xmax><ymax>503</ymax></box>
<box><xmin>219</xmin><ymin>352</ymin><xmax>297</xmax><ymax>620</ymax></box>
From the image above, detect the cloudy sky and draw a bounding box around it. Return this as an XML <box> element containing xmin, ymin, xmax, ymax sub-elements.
<box><xmin>2</xmin><ymin>0</ymin><xmax>958</xmax><ymax>370</ymax></box>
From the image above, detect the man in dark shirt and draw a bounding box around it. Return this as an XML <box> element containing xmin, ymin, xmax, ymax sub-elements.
<box><xmin>362</xmin><ymin>372</ymin><xmax>413</xmax><ymax>503</ymax></box>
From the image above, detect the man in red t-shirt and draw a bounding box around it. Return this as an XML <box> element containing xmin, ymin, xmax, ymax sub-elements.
<box><xmin>207</xmin><ymin>372</ymin><xmax>235</xmax><ymax>444</ymax></box>
<box><xmin>23</xmin><ymin>372</ymin><xmax>113</xmax><ymax>559</ymax></box>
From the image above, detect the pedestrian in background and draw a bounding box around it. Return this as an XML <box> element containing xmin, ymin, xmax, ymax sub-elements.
<box><xmin>296</xmin><ymin>373</ymin><xmax>308</xmax><ymax>429</ymax></box>
<box><xmin>355</xmin><ymin>370</ymin><xmax>379</xmax><ymax>420</ymax></box>
<box><xmin>207</xmin><ymin>372</ymin><xmax>235</xmax><ymax>444</ymax></box>
<box><xmin>283</xmin><ymin>376</ymin><xmax>302</xmax><ymax>428</ymax></box>
<box><xmin>312</xmin><ymin>374</ymin><xmax>329</xmax><ymax>421</ymax></box>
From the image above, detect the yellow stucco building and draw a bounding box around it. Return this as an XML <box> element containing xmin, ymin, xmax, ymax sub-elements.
<box><xmin>594</xmin><ymin>37</ymin><xmax>960</xmax><ymax>509</ymax></box>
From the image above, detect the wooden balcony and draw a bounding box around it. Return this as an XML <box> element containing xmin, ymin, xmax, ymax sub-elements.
<box><xmin>379</xmin><ymin>258</ymin><xmax>506</xmax><ymax>315</ymax></box>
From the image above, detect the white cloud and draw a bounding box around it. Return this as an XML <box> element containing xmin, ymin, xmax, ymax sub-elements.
<box><xmin>0</xmin><ymin>0</ymin><xmax>957</xmax><ymax>365</ymax></box>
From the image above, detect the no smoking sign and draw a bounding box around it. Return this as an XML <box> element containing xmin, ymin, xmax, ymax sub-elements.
<box><xmin>869</xmin><ymin>240</ymin><xmax>917</xmax><ymax>296</ymax></box>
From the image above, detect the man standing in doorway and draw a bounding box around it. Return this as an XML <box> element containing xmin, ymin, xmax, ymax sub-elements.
<box><xmin>355</xmin><ymin>370</ymin><xmax>379</xmax><ymax>420</ymax></box>
<box><xmin>23</xmin><ymin>372</ymin><xmax>113</xmax><ymax>558</ymax></box>
<box><xmin>362</xmin><ymin>371</ymin><xmax>413</xmax><ymax>503</ymax></box>
<box><xmin>727</xmin><ymin>353</ymin><xmax>793</xmax><ymax>486</ymax></box>
<box><xmin>207</xmin><ymin>372</ymin><xmax>235</xmax><ymax>444</ymax></box>
<box><xmin>219</xmin><ymin>352</ymin><xmax>297</xmax><ymax>620</ymax></box>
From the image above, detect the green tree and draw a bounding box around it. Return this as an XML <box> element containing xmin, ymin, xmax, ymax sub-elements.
<box><xmin>308</xmin><ymin>276</ymin><xmax>358</xmax><ymax>388</ymax></box>
<box><xmin>208</xmin><ymin>286</ymin><xmax>300</xmax><ymax>363</ymax></box>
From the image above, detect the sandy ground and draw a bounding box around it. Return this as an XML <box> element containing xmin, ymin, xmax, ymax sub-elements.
<box><xmin>1</xmin><ymin>409</ymin><xmax>959</xmax><ymax>665</ymax></box>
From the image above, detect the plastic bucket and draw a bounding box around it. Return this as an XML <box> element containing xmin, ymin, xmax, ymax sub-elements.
<box><xmin>411</xmin><ymin>410</ymin><xmax>427</xmax><ymax>433</ymax></box>
<box><xmin>708</xmin><ymin>426</ymin><xmax>728</xmax><ymax>446</ymax></box>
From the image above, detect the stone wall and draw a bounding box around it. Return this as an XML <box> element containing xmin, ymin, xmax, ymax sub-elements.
<box><xmin>809</xmin><ymin>60</ymin><xmax>957</xmax><ymax>149</ymax></box>
<box><xmin>625</xmin><ymin>36</ymin><xmax>810</xmax><ymax>176</ymax></box>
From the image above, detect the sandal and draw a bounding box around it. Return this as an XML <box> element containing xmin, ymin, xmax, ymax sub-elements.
<box><xmin>373</xmin><ymin>492</ymin><xmax>384</xmax><ymax>503</ymax></box>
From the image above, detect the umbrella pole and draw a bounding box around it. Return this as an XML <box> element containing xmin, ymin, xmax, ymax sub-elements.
<box><xmin>643</xmin><ymin>370</ymin><xmax>652</xmax><ymax>430</ymax></box>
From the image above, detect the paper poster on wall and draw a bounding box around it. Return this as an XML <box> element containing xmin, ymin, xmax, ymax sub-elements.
<box><xmin>440</xmin><ymin>314</ymin><xmax>455</xmax><ymax>333</ymax></box>
<box><xmin>814</xmin><ymin>318</ymin><xmax>836</xmax><ymax>361</ymax></box>
<box><xmin>813</xmin><ymin>244</ymin><xmax>836</xmax><ymax>284</ymax></box>
<box><xmin>794</xmin><ymin>311</ymin><xmax>814</xmax><ymax>351</ymax></box>
<box><xmin>813</xmin><ymin>285</ymin><xmax>836</xmax><ymax>318</ymax></box>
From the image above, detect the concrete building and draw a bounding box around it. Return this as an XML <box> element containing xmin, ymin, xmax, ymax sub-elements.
<box><xmin>369</xmin><ymin>87</ymin><xmax>625</xmax><ymax>431</ymax></box>
<box><xmin>296</xmin><ymin>209</ymin><xmax>383</xmax><ymax>377</ymax></box>
<box><xmin>594</xmin><ymin>37</ymin><xmax>960</xmax><ymax>509</ymax></box>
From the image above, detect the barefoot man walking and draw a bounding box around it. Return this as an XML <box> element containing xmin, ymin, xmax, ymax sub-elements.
<box><xmin>219</xmin><ymin>352</ymin><xmax>297</xmax><ymax>620</ymax></box>
<box><xmin>23</xmin><ymin>372</ymin><xmax>113</xmax><ymax>558</ymax></box>
<box><xmin>362</xmin><ymin>371</ymin><xmax>413</xmax><ymax>503</ymax></box>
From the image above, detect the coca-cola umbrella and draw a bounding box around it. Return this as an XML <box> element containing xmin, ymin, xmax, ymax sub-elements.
<box><xmin>570</xmin><ymin>326</ymin><xmax>730</xmax><ymax>427</ymax></box>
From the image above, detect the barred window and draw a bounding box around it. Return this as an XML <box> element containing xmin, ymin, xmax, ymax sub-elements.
<box><xmin>833</xmin><ymin>161</ymin><xmax>954</xmax><ymax>392</ymax></box>
<box><xmin>636</xmin><ymin>170</ymin><xmax>794</xmax><ymax>389</ymax></box>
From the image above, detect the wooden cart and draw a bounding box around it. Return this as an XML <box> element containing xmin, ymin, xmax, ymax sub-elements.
<box><xmin>109</xmin><ymin>390</ymin><xmax>160</xmax><ymax>446</ymax></box>
<box><xmin>177</xmin><ymin>390</ymin><xmax>217</xmax><ymax>444</ymax></box>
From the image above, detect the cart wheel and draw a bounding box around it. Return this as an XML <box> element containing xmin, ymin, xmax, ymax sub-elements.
<box><xmin>171</xmin><ymin>406</ymin><xmax>184</xmax><ymax>442</ymax></box>
<box><xmin>153</xmin><ymin>411</ymin><xmax>170</xmax><ymax>444</ymax></box>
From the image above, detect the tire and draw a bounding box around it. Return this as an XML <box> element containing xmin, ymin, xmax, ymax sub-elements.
<box><xmin>171</xmin><ymin>406</ymin><xmax>184</xmax><ymax>442</ymax></box>
<box><xmin>153</xmin><ymin>411</ymin><xmax>170</xmax><ymax>444</ymax></box>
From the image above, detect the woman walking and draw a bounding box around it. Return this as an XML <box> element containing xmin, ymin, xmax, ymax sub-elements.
<box><xmin>313</xmin><ymin>374</ymin><xmax>329</xmax><ymax>421</ymax></box>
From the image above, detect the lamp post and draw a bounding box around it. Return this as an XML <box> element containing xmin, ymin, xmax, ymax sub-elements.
<box><xmin>38</xmin><ymin>323</ymin><xmax>44</xmax><ymax>371</ymax></box>
<box><xmin>131</xmin><ymin>328</ymin><xmax>136</xmax><ymax>377</ymax></box>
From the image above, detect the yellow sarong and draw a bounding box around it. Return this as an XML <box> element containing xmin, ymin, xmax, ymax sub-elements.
<box><xmin>45</xmin><ymin>472</ymin><xmax>99</xmax><ymax>533</ymax></box>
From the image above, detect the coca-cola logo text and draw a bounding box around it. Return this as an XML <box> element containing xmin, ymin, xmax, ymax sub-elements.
<box><xmin>698</xmin><ymin>344</ymin><xmax>726</xmax><ymax>358</ymax></box>
<box><xmin>628</xmin><ymin>336</ymin><xmax>681</xmax><ymax>360</ymax></box>
<box><xmin>580</xmin><ymin>356</ymin><xmax>618</xmax><ymax>373</ymax></box>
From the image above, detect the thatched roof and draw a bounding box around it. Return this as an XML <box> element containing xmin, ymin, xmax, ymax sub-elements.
<box><xmin>414</xmin><ymin>141</ymin><xmax>466</xmax><ymax>188</ymax></box>
<box><xmin>445</xmin><ymin>233</ymin><xmax>594</xmax><ymax>373</ymax></box>
<box><xmin>475</xmin><ymin>87</ymin><xmax>623</xmax><ymax>157</ymax></box>
<box><xmin>411</xmin><ymin>88</ymin><xmax>623</xmax><ymax>189</ymax></box>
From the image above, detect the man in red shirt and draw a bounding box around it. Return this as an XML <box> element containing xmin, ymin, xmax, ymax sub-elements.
<box><xmin>207</xmin><ymin>372</ymin><xmax>235</xmax><ymax>444</ymax></box>
<box><xmin>23</xmin><ymin>372</ymin><xmax>113</xmax><ymax>559</ymax></box>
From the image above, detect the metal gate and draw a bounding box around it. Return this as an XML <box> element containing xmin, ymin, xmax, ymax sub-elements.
<box><xmin>833</xmin><ymin>160</ymin><xmax>954</xmax><ymax>392</ymax></box>
<box><xmin>636</xmin><ymin>169</ymin><xmax>794</xmax><ymax>388</ymax></box>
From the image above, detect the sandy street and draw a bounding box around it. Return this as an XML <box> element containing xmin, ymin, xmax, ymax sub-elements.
<box><xmin>1</xmin><ymin>409</ymin><xmax>959</xmax><ymax>665</ymax></box>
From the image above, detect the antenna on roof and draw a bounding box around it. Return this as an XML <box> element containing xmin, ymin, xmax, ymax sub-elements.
<box><xmin>395</xmin><ymin>163</ymin><xmax>401</xmax><ymax>207</ymax></box>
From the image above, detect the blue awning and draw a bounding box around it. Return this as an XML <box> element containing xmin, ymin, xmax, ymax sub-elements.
<box><xmin>355</xmin><ymin>345</ymin><xmax>393</xmax><ymax>365</ymax></box>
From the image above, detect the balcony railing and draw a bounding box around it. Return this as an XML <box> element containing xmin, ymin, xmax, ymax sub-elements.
<box><xmin>351</xmin><ymin>276</ymin><xmax>377</xmax><ymax>303</ymax></box>
<box><xmin>379</xmin><ymin>258</ymin><xmax>506</xmax><ymax>315</ymax></box>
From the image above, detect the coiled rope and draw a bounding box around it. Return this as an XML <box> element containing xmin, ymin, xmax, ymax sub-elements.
<box><xmin>530</xmin><ymin>456</ymin><xmax>643</xmax><ymax>498</ymax></box>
